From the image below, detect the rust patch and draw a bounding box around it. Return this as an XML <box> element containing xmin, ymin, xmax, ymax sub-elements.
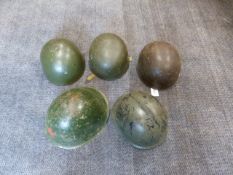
<box><xmin>48</xmin><ymin>127</ymin><xmax>56</xmax><ymax>138</ymax></box>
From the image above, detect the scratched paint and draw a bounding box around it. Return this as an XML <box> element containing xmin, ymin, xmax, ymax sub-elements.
<box><xmin>45</xmin><ymin>87</ymin><xmax>109</xmax><ymax>149</ymax></box>
<box><xmin>111</xmin><ymin>91</ymin><xmax>168</xmax><ymax>149</ymax></box>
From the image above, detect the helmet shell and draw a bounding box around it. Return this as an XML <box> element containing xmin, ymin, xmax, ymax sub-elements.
<box><xmin>111</xmin><ymin>91</ymin><xmax>167</xmax><ymax>149</ymax></box>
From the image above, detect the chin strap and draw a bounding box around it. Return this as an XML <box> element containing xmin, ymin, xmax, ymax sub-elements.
<box><xmin>86</xmin><ymin>73</ymin><xmax>96</xmax><ymax>83</ymax></box>
<box><xmin>128</xmin><ymin>56</ymin><xmax>132</xmax><ymax>62</ymax></box>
